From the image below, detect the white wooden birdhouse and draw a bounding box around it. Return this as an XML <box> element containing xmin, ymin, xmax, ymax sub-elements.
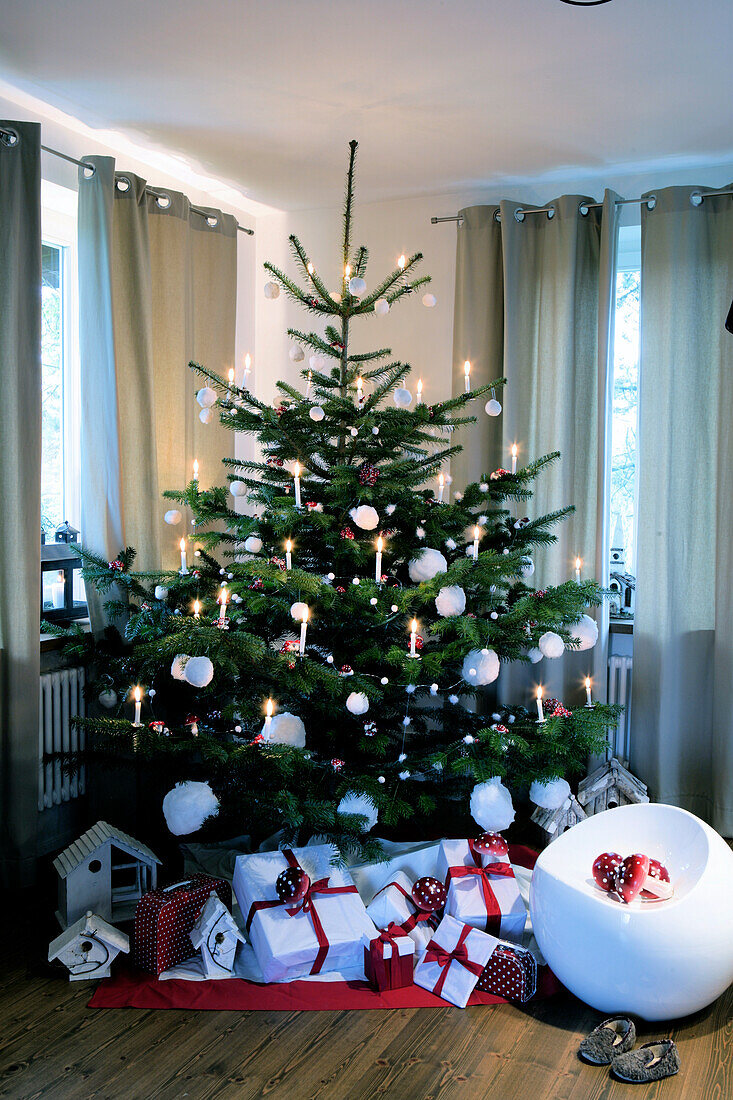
<box><xmin>53</xmin><ymin>821</ymin><xmax>161</xmax><ymax>929</ymax></box>
<box><xmin>48</xmin><ymin>910</ymin><xmax>129</xmax><ymax>981</ymax></box>
<box><xmin>577</xmin><ymin>757</ymin><xmax>649</xmax><ymax>816</ymax></box>
<box><xmin>532</xmin><ymin>794</ymin><xmax>587</xmax><ymax>846</ymax></box>
<box><xmin>189</xmin><ymin>891</ymin><xmax>244</xmax><ymax>976</ymax></box>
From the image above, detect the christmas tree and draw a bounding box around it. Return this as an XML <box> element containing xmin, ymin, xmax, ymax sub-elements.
<box><xmin>64</xmin><ymin>141</ymin><xmax>617</xmax><ymax>861</ymax></box>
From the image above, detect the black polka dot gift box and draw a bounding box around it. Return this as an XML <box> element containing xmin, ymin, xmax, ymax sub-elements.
<box><xmin>475</xmin><ymin>940</ymin><xmax>537</xmax><ymax>1003</ymax></box>
<box><xmin>134</xmin><ymin>875</ymin><xmax>232</xmax><ymax>975</ymax></box>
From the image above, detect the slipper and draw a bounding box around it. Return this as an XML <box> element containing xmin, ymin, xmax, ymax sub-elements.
<box><xmin>579</xmin><ymin>1016</ymin><xmax>636</xmax><ymax>1064</ymax></box>
<box><xmin>611</xmin><ymin>1039</ymin><xmax>680</xmax><ymax>1083</ymax></box>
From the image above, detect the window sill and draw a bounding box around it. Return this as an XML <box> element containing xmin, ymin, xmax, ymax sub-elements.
<box><xmin>610</xmin><ymin>618</ymin><xmax>634</xmax><ymax>635</ymax></box>
<box><xmin>40</xmin><ymin>618</ymin><xmax>91</xmax><ymax>653</ymax></box>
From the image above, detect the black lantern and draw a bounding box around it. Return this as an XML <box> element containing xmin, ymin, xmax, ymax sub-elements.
<box><xmin>41</xmin><ymin>540</ymin><xmax>87</xmax><ymax>623</ymax></box>
<box><xmin>55</xmin><ymin>520</ymin><xmax>79</xmax><ymax>544</ymax></box>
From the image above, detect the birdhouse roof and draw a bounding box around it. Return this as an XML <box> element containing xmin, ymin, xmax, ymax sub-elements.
<box><xmin>532</xmin><ymin>795</ymin><xmax>586</xmax><ymax>832</ymax></box>
<box><xmin>48</xmin><ymin>910</ymin><xmax>129</xmax><ymax>961</ymax></box>
<box><xmin>52</xmin><ymin>821</ymin><xmax>161</xmax><ymax>879</ymax></box>
<box><xmin>189</xmin><ymin>893</ymin><xmax>244</xmax><ymax>949</ymax></box>
<box><xmin>578</xmin><ymin>759</ymin><xmax>648</xmax><ymax>799</ymax></box>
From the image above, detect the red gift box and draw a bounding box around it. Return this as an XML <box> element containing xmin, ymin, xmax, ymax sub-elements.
<box><xmin>363</xmin><ymin>923</ymin><xmax>415</xmax><ymax>991</ymax></box>
<box><xmin>134</xmin><ymin>875</ymin><xmax>231</xmax><ymax>975</ymax></box>
<box><xmin>476</xmin><ymin>941</ymin><xmax>537</xmax><ymax>1002</ymax></box>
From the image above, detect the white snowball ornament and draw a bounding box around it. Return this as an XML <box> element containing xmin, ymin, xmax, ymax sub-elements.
<box><xmin>229</xmin><ymin>481</ymin><xmax>246</xmax><ymax>498</ymax></box>
<box><xmin>154</xmin><ymin>585</ymin><xmax>168</xmax><ymax>601</ymax></box>
<box><xmin>171</xmin><ymin>654</ymin><xmax>190</xmax><ymax>681</ymax></box>
<box><xmin>539</xmin><ymin>631</ymin><xmax>565</xmax><ymax>659</ymax></box>
<box><xmin>519</xmin><ymin>557</ymin><xmax>535</xmax><ymax>578</ymax></box>
<box><xmin>527</xmin><ymin>648</ymin><xmax>543</xmax><ymax>664</ymax></box>
<box><xmin>346</xmin><ymin>691</ymin><xmax>369</xmax><ymax>715</ymax></box>
<box><xmin>164</xmin><ymin>509</ymin><xmax>182</xmax><ymax>525</ymax></box>
<box><xmin>485</xmin><ymin>398</ymin><xmax>502</xmax><ymax>417</ymax></box>
<box><xmin>470</xmin><ymin>777</ymin><xmax>515</xmax><ymax>832</ymax></box>
<box><xmin>374</xmin><ymin>298</ymin><xmax>389</xmax><ymax>316</ymax></box>
<box><xmin>462</xmin><ymin>648</ymin><xmax>500</xmax><ymax>686</ymax></box>
<box><xmin>268</xmin><ymin>711</ymin><xmax>306</xmax><ymax>748</ymax></box>
<box><xmin>244</xmin><ymin>535</ymin><xmax>263</xmax><ymax>554</ymax></box>
<box><xmin>263</xmin><ymin>281</ymin><xmax>280</xmax><ymax>299</ymax></box>
<box><xmin>184</xmin><ymin>655</ymin><xmax>214</xmax><ymax>689</ymax></box>
<box><xmin>570</xmin><ymin>614</ymin><xmax>599</xmax><ymax>651</ymax></box>
<box><xmin>309</xmin><ymin>406</ymin><xmax>325</xmax><ymax>422</ymax></box>
<box><xmin>435</xmin><ymin>585</ymin><xmax>466</xmax><ymax>618</ymax></box>
<box><xmin>408</xmin><ymin>548</ymin><xmax>447</xmax><ymax>583</ymax></box>
<box><xmin>338</xmin><ymin>791</ymin><xmax>378</xmax><ymax>832</ymax></box>
<box><xmin>529</xmin><ymin>777</ymin><xmax>571</xmax><ymax>810</ymax></box>
<box><xmin>349</xmin><ymin>505</ymin><xmax>379</xmax><ymax>531</ymax></box>
<box><xmin>393</xmin><ymin>387</ymin><xmax>413</xmax><ymax>408</ymax></box>
<box><xmin>163</xmin><ymin>781</ymin><xmax>219</xmax><ymax>836</ymax></box>
<box><xmin>196</xmin><ymin>387</ymin><xmax>217</xmax><ymax>409</ymax></box>
<box><xmin>289</xmin><ymin>344</ymin><xmax>305</xmax><ymax>363</ymax></box>
<box><xmin>199</xmin><ymin>407</ymin><xmax>214</xmax><ymax>424</ymax></box>
<box><xmin>348</xmin><ymin>276</ymin><xmax>367</xmax><ymax>297</ymax></box>
<box><xmin>290</xmin><ymin>601</ymin><xmax>309</xmax><ymax>621</ymax></box>
<box><xmin>422</xmin><ymin>292</ymin><xmax>436</xmax><ymax>308</ymax></box>
<box><xmin>98</xmin><ymin>688</ymin><xmax>117</xmax><ymax>709</ymax></box>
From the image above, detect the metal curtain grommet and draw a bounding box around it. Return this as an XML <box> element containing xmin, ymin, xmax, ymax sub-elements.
<box><xmin>115</xmin><ymin>176</ymin><xmax>131</xmax><ymax>193</ymax></box>
<box><xmin>645</xmin><ymin>195</ymin><xmax>657</xmax><ymax>211</ymax></box>
<box><xmin>514</xmin><ymin>207</ymin><xmax>526</xmax><ymax>222</ymax></box>
<box><xmin>690</xmin><ymin>191</ymin><xmax>704</xmax><ymax>207</ymax></box>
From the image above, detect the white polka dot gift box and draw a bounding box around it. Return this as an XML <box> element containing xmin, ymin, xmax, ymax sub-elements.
<box><xmin>475</xmin><ymin>939</ymin><xmax>537</xmax><ymax>1002</ymax></box>
<box><xmin>134</xmin><ymin>875</ymin><xmax>232</xmax><ymax>975</ymax></box>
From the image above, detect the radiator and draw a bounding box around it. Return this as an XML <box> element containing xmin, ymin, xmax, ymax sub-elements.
<box><xmin>607</xmin><ymin>655</ymin><xmax>633</xmax><ymax>763</ymax></box>
<box><xmin>38</xmin><ymin>668</ymin><xmax>86</xmax><ymax>811</ymax></box>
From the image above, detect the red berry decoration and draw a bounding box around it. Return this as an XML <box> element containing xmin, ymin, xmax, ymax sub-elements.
<box><xmin>412</xmin><ymin>876</ymin><xmax>447</xmax><ymax>913</ymax></box>
<box><xmin>592</xmin><ymin>851</ymin><xmax>623</xmax><ymax>893</ymax></box>
<box><xmin>331</xmin><ymin>757</ymin><xmax>345</xmax><ymax>771</ymax></box>
<box><xmin>363</xmin><ymin>720</ymin><xmax>377</xmax><ymax>737</ymax></box>
<box><xmin>108</xmin><ymin>559</ymin><xmax>124</xmax><ymax>571</ymax></box>
<box><xmin>614</xmin><ymin>853</ymin><xmax>650</xmax><ymax>904</ymax></box>
<box><xmin>276</xmin><ymin>866</ymin><xmax>310</xmax><ymax>904</ymax></box>
<box><xmin>472</xmin><ymin>831</ymin><xmax>509</xmax><ymax>857</ymax></box>
<box><xmin>339</xmin><ymin>664</ymin><xmax>354</xmax><ymax>677</ymax></box>
<box><xmin>357</xmin><ymin>461</ymin><xmax>378</xmax><ymax>487</ymax></box>
<box><xmin>340</xmin><ymin>526</ymin><xmax>355</xmax><ymax>540</ymax></box>
<box><xmin>335</xmin><ymin>585</ymin><xmax>346</xmax><ymax>594</ymax></box>
<box><xmin>407</xmin><ymin>634</ymin><xmax>424</xmax><ymax>652</ymax></box>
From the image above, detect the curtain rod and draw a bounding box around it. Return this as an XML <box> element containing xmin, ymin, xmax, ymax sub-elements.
<box><xmin>432</xmin><ymin>188</ymin><xmax>733</xmax><ymax>225</ymax></box>
<box><xmin>0</xmin><ymin>124</ymin><xmax>255</xmax><ymax>236</ymax></box>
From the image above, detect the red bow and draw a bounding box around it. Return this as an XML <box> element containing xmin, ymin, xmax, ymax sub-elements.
<box><xmin>445</xmin><ymin>861</ymin><xmax>515</xmax><ymax>935</ymax></box>
<box><xmin>424</xmin><ymin>924</ymin><xmax>484</xmax><ymax>998</ymax></box>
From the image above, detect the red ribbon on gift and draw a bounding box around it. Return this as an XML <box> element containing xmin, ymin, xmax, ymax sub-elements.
<box><xmin>424</xmin><ymin>924</ymin><xmax>484</xmax><ymax>998</ymax></box>
<box><xmin>445</xmin><ymin>861</ymin><xmax>515</xmax><ymax>935</ymax></box>
<box><xmin>245</xmin><ymin>849</ymin><xmax>358</xmax><ymax>974</ymax></box>
<box><xmin>365</xmin><ymin>922</ymin><xmax>414</xmax><ymax>991</ymax></box>
<box><xmin>370</xmin><ymin>879</ymin><xmax>439</xmax><ymax>934</ymax></box>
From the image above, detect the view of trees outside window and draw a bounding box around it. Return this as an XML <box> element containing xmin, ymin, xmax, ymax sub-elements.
<box><xmin>41</xmin><ymin>242</ymin><xmax>65</xmax><ymax>533</ymax></box>
<box><xmin>610</xmin><ymin>267</ymin><xmax>640</xmax><ymax>568</ymax></box>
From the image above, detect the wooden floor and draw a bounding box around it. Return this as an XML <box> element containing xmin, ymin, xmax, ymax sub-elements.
<box><xmin>1</xmin><ymin>950</ymin><xmax>730</xmax><ymax>1100</ymax></box>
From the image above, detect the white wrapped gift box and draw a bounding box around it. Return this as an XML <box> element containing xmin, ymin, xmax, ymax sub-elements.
<box><xmin>233</xmin><ymin>844</ymin><xmax>377</xmax><ymax>983</ymax></box>
<box><xmin>365</xmin><ymin>869</ymin><xmax>437</xmax><ymax>956</ymax></box>
<box><xmin>413</xmin><ymin>913</ymin><xmax>498</xmax><ymax>1008</ymax></box>
<box><xmin>436</xmin><ymin>839</ymin><xmax>526</xmax><ymax>943</ymax></box>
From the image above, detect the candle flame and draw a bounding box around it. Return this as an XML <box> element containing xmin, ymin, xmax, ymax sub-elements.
<box><xmin>377</xmin><ymin>536</ymin><xmax>383</xmax><ymax>552</ymax></box>
<box><xmin>133</xmin><ymin>686</ymin><xmax>141</xmax><ymax>703</ymax></box>
<box><xmin>511</xmin><ymin>443</ymin><xmax>518</xmax><ymax>459</ymax></box>
<box><xmin>417</xmin><ymin>378</ymin><xmax>423</xmax><ymax>393</ymax></box>
<box><xmin>585</xmin><ymin>676</ymin><xmax>591</xmax><ymax>690</ymax></box>
<box><xmin>464</xmin><ymin>360</ymin><xmax>471</xmax><ymax>376</ymax></box>
<box><xmin>244</xmin><ymin>353</ymin><xmax>252</xmax><ymax>371</ymax></box>
<box><xmin>219</xmin><ymin>586</ymin><xmax>228</xmax><ymax>605</ymax></box>
<box><xmin>293</xmin><ymin>461</ymin><xmax>301</xmax><ymax>477</ymax></box>
<box><xmin>308</xmin><ymin>370</ymin><xmax>312</xmax><ymax>381</ymax></box>
<box><xmin>228</xmin><ymin>367</ymin><xmax>235</xmax><ymax>384</ymax></box>
<box><xmin>301</xmin><ymin>606</ymin><xmax>309</xmax><ymax>623</ymax></box>
<box><xmin>179</xmin><ymin>537</ymin><xmax>186</xmax><ymax>551</ymax></box>
<box><xmin>411</xmin><ymin>618</ymin><xmax>418</xmax><ymax>632</ymax></box>
<box><xmin>344</xmin><ymin>263</ymin><xmax>351</xmax><ymax>278</ymax></box>
<box><xmin>536</xmin><ymin>685</ymin><xmax>543</xmax><ymax>701</ymax></box>
<box><xmin>193</xmin><ymin>458</ymin><xmax>199</xmax><ymax>479</ymax></box>
<box><xmin>575</xmin><ymin>556</ymin><xmax>582</xmax><ymax>570</ymax></box>
<box><xmin>397</xmin><ymin>254</ymin><xmax>406</xmax><ymax>270</ymax></box>
<box><xmin>307</xmin><ymin>262</ymin><xmax>314</xmax><ymax>275</ymax></box>
<box><xmin>474</xmin><ymin>525</ymin><xmax>480</xmax><ymax>538</ymax></box>
<box><xmin>438</xmin><ymin>473</ymin><xmax>444</xmax><ymax>486</ymax></box>
<box><xmin>193</xmin><ymin>599</ymin><xmax>201</xmax><ymax>617</ymax></box>
<box><xmin>266</xmin><ymin>699</ymin><xmax>274</xmax><ymax>718</ymax></box>
<box><xmin>286</xmin><ymin>539</ymin><xmax>292</xmax><ymax>553</ymax></box>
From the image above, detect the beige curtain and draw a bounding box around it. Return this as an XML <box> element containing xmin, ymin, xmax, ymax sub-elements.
<box><xmin>632</xmin><ymin>185</ymin><xmax>733</xmax><ymax>835</ymax></box>
<box><xmin>78</xmin><ymin>157</ymin><xmax>238</xmax><ymax>606</ymax></box>
<box><xmin>0</xmin><ymin>121</ymin><xmax>42</xmax><ymax>886</ymax></box>
<box><xmin>452</xmin><ymin>193</ymin><xmax>620</xmax><ymax>707</ymax></box>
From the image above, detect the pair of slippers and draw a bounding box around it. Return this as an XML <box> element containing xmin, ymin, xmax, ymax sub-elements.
<box><xmin>579</xmin><ymin>1017</ymin><xmax>680</xmax><ymax>1083</ymax></box>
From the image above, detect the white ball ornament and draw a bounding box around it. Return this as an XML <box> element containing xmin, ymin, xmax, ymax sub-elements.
<box><xmin>539</xmin><ymin>631</ymin><xmax>565</xmax><ymax>659</ymax></box>
<box><xmin>374</xmin><ymin>298</ymin><xmax>389</xmax><ymax>316</ymax></box>
<box><xmin>154</xmin><ymin>585</ymin><xmax>168</xmax><ymax>601</ymax></box>
<box><xmin>519</xmin><ymin>557</ymin><xmax>535</xmax><ymax>578</ymax></box>
<box><xmin>196</xmin><ymin>386</ymin><xmax>217</xmax><ymax>409</ymax></box>
<box><xmin>485</xmin><ymin>398</ymin><xmax>502</xmax><ymax>417</ymax></box>
<box><xmin>422</xmin><ymin>292</ymin><xmax>437</xmax><ymax>308</ymax></box>
<box><xmin>309</xmin><ymin>406</ymin><xmax>325</xmax><ymax>422</ymax></box>
<box><xmin>268</xmin><ymin>711</ymin><xmax>306</xmax><ymax>748</ymax></box>
<box><xmin>244</xmin><ymin>535</ymin><xmax>263</xmax><ymax>554</ymax></box>
<box><xmin>346</xmin><ymin>691</ymin><xmax>369</xmax><ymax>716</ymax></box>
<box><xmin>570</xmin><ymin>614</ymin><xmax>599</xmax><ymax>652</ymax></box>
<box><xmin>435</xmin><ymin>585</ymin><xmax>466</xmax><ymax>618</ymax></box>
<box><xmin>171</xmin><ymin>654</ymin><xmax>190</xmax><ymax>681</ymax></box>
<box><xmin>184</xmin><ymin>655</ymin><xmax>215</xmax><ymax>689</ymax></box>
<box><xmin>349</xmin><ymin>505</ymin><xmax>379</xmax><ymax>531</ymax></box>
<box><xmin>462</xmin><ymin>648</ymin><xmax>500</xmax><ymax>686</ymax></box>
<box><xmin>163</xmin><ymin>780</ymin><xmax>219</xmax><ymax>836</ymax></box>
<box><xmin>348</xmin><ymin>276</ymin><xmax>367</xmax><ymax>297</ymax></box>
<box><xmin>164</xmin><ymin>509</ymin><xmax>182</xmax><ymax>526</ymax></box>
<box><xmin>470</xmin><ymin>777</ymin><xmax>515</xmax><ymax>832</ymax></box>
<box><xmin>263</xmin><ymin>281</ymin><xmax>280</xmax><ymax>299</ymax></box>
<box><xmin>529</xmin><ymin>777</ymin><xmax>571</xmax><ymax>810</ymax></box>
<box><xmin>338</xmin><ymin>791</ymin><xmax>378</xmax><ymax>832</ymax></box>
<box><xmin>199</xmin><ymin>407</ymin><xmax>214</xmax><ymax>424</ymax></box>
<box><xmin>527</xmin><ymin>647</ymin><xmax>543</xmax><ymax>664</ymax></box>
<box><xmin>289</xmin><ymin>344</ymin><xmax>305</xmax><ymax>363</ymax></box>
<box><xmin>229</xmin><ymin>480</ymin><xmax>247</xmax><ymax>497</ymax></box>
<box><xmin>98</xmin><ymin>688</ymin><xmax>117</xmax><ymax>709</ymax></box>
<box><xmin>408</xmin><ymin>548</ymin><xmax>448</xmax><ymax>583</ymax></box>
<box><xmin>394</xmin><ymin>387</ymin><xmax>413</xmax><ymax>408</ymax></box>
<box><xmin>290</xmin><ymin>601</ymin><xmax>309</xmax><ymax>621</ymax></box>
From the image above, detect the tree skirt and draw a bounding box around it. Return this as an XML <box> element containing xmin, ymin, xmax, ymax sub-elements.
<box><xmin>89</xmin><ymin>843</ymin><xmax>562</xmax><ymax>1011</ymax></box>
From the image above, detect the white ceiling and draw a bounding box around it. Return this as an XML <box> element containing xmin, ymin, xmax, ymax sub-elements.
<box><xmin>1</xmin><ymin>0</ymin><xmax>732</xmax><ymax>211</ymax></box>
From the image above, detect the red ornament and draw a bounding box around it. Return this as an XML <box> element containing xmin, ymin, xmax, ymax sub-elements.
<box><xmin>148</xmin><ymin>720</ymin><xmax>165</xmax><ymax>734</ymax></box>
<box><xmin>340</xmin><ymin>526</ymin><xmax>355</xmax><ymax>540</ymax></box>
<box><xmin>363</xmin><ymin>720</ymin><xmax>377</xmax><ymax>737</ymax></box>
<box><xmin>331</xmin><ymin>757</ymin><xmax>345</xmax><ymax>771</ymax></box>
<box><xmin>545</xmin><ymin>698</ymin><xmax>572</xmax><ymax>718</ymax></box>
<box><xmin>275</xmin><ymin>404</ymin><xmax>287</xmax><ymax>418</ymax></box>
<box><xmin>411</xmin><ymin>876</ymin><xmax>447</xmax><ymax>913</ymax></box>
<box><xmin>533</xmin><ymin>589</ymin><xmax>547</xmax><ymax>599</ymax></box>
<box><xmin>472</xmin><ymin>831</ymin><xmax>509</xmax><ymax>857</ymax></box>
<box><xmin>614</xmin><ymin>853</ymin><xmax>650</xmax><ymax>904</ymax></box>
<box><xmin>592</xmin><ymin>851</ymin><xmax>623</xmax><ymax>893</ymax></box>
<box><xmin>490</xmin><ymin>468</ymin><xmax>510</xmax><ymax>480</ymax></box>
<box><xmin>357</xmin><ymin>461</ymin><xmax>378</xmax><ymax>487</ymax></box>
<box><xmin>335</xmin><ymin>585</ymin><xmax>346</xmax><ymax>593</ymax></box>
<box><xmin>641</xmin><ymin>858</ymin><xmax>673</xmax><ymax>900</ymax></box>
<box><xmin>408</xmin><ymin>634</ymin><xmax>424</xmax><ymax>652</ymax></box>
<box><xmin>339</xmin><ymin>664</ymin><xmax>354</xmax><ymax>677</ymax></box>
<box><xmin>266</xmin><ymin>456</ymin><xmax>284</xmax><ymax>468</ymax></box>
<box><xmin>108</xmin><ymin>559</ymin><xmax>124</xmax><ymax>571</ymax></box>
<box><xmin>493</xmin><ymin>723</ymin><xmax>510</xmax><ymax>734</ymax></box>
<box><xmin>248</xmin><ymin>578</ymin><xmax>264</xmax><ymax>590</ymax></box>
<box><xmin>269</xmin><ymin>556</ymin><xmax>286</xmax><ymax>570</ymax></box>
<box><xmin>276</xmin><ymin>865</ymin><xmax>310</xmax><ymax>903</ymax></box>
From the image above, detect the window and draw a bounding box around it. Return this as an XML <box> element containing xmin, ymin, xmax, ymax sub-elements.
<box><xmin>609</xmin><ymin>224</ymin><xmax>641</xmax><ymax>617</ymax></box>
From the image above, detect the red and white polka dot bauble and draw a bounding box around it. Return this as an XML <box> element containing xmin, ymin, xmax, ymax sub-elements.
<box><xmin>614</xmin><ymin>853</ymin><xmax>650</xmax><ymax>904</ymax></box>
<box><xmin>472</xmin><ymin>831</ymin><xmax>509</xmax><ymax>857</ymax></box>
<box><xmin>591</xmin><ymin>851</ymin><xmax>623</xmax><ymax>893</ymax></box>
<box><xmin>276</xmin><ymin>866</ymin><xmax>310</xmax><ymax>903</ymax></box>
<box><xmin>411</xmin><ymin>876</ymin><xmax>447</xmax><ymax>913</ymax></box>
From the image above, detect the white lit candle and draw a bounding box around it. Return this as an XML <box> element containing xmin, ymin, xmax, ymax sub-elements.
<box><xmin>437</xmin><ymin>473</ymin><xmax>445</xmax><ymax>503</ymax></box>
<box><xmin>536</xmin><ymin>686</ymin><xmax>545</xmax><ymax>724</ymax></box>
<box><xmin>293</xmin><ymin>462</ymin><xmax>302</xmax><ymax>508</ymax></box>
<box><xmin>52</xmin><ymin>569</ymin><xmax>65</xmax><ymax>609</ymax></box>
<box><xmin>244</xmin><ymin>353</ymin><xmax>252</xmax><ymax>384</ymax></box>
<box><xmin>511</xmin><ymin>444</ymin><xmax>518</xmax><ymax>474</ymax></box>
<box><xmin>193</xmin><ymin>458</ymin><xmax>199</xmax><ymax>485</ymax></box>
<box><xmin>264</xmin><ymin>698</ymin><xmax>274</xmax><ymax>740</ymax></box>
<box><xmin>285</xmin><ymin>539</ymin><xmax>292</xmax><ymax>571</ymax></box>
<box><xmin>464</xmin><ymin>360</ymin><xmax>471</xmax><ymax>393</ymax></box>
<box><xmin>218</xmin><ymin>585</ymin><xmax>228</xmax><ymax>626</ymax></box>
<box><xmin>585</xmin><ymin>676</ymin><xmax>593</xmax><ymax>707</ymax></box>
<box><xmin>397</xmin><ymin>254</ymin><xmax>406</xmax><ymax>270</ymax></box>
<box><xmin>179</xmin><ymin>537</ymin><xmax>188</xmax><ymax>574</ymax></box>
<box><xmin>575</xmin><ymin>556</ymin><xmax>582</xmax><ymax>583</ymax></box>
<box><xmin>132</xmin><ymin>686</ymin><xmax>143</xmax><ymax>728</ymax></box>
<box><xmin>473</xmin><ymin>525</ymin><xmax>480</xmax><ymax>561</ymax></box>
<box><xmin>193</xmin><ymin>599</ymin><xmax>201</xmax><ymax>619</ymax></box>
<box><xmin>417</xmin><ymin>378</ymin><xmax>423</xmax><ymax>404</ymax></box>
<box><xmin>356</xmin><ymin>376</ymin><xmax>363</xmax><ymax>404</ymax></box>
<box><xmin>375</xmin><ymin>535</ymin><xmax>383</xmax><ymax>583</ymax></box>
<box><xmin>227</xmin><ymin>367</ymin><xmax>235</xmax><ymax>401</ymax></box>
<box><xmin>409</xmin><ymin>618</ymin><xmax>418</xmax><ymax>658</ymax></box>
<box><xmin>305</xmin><ymin>370</ymin><xmax>312</xmax><ymax>399</ymax></box>
<box><xmin>299</xmin><ymin>606</ymin><xmax>309</xmax><ymax>656</ymax></box>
